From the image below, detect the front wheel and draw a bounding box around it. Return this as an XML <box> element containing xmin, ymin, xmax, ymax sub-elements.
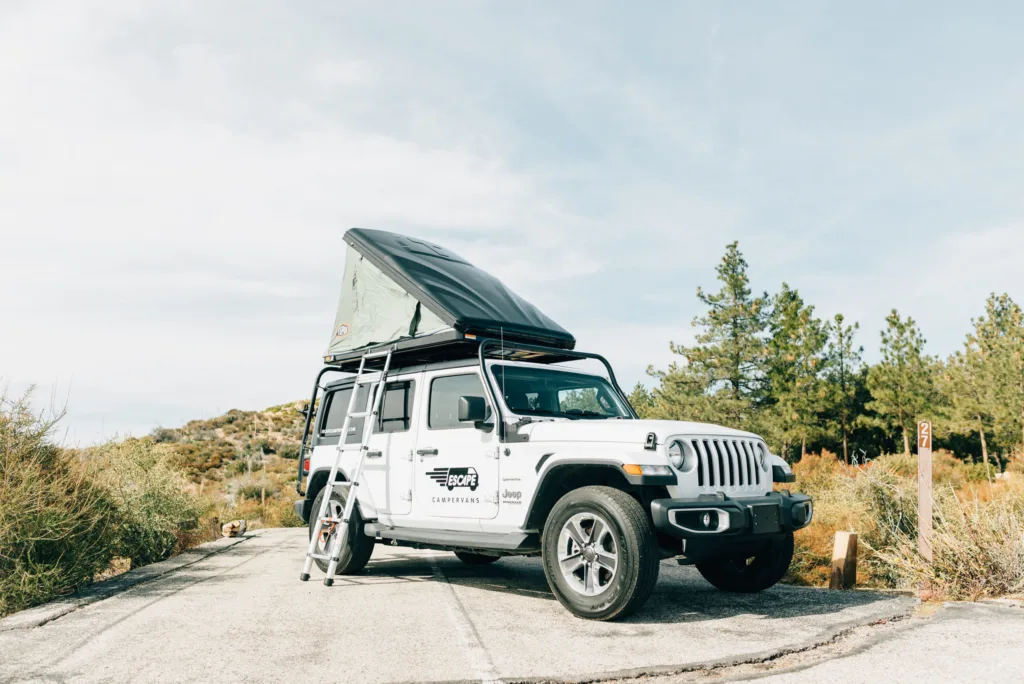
<box><xmin>307</xmin><ymin>485</ymin><xmax>375</xmax><ymax>575</ymax></box>
<box><xmin>695</xmin><ymin>533</ymin><xmax>794</xmax><ymax>593</ymax></box>
<box><xmin>541</xmin><ymin>486</ymin><xmax>660</xmax><ymax>621</ymax></box>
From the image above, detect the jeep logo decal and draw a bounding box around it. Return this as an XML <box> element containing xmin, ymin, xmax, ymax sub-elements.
<box><xmin>427</xmin><ymin>467</ymin><xmax>479</xmax><ymax>491</ymax></box>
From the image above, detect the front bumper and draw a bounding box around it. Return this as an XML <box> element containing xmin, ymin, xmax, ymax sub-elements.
<box><xmin>651</xmin><ymin>490</ymin><xmax>812</xmax><ymax>540</ymax></box>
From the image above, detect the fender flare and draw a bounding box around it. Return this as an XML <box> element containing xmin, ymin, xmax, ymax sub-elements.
<box><xmin>521</xmin><ymin>457</ymin><xmax>676</xmax><ymax>532</ymax></box>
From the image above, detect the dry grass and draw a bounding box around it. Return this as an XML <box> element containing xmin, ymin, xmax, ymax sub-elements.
<box><xmin>787</xmin><ymin>450</ymin><xmax>1024</xmax><ymax>600</ymax></box>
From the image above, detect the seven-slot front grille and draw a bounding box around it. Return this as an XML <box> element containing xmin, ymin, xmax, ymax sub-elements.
<box><xmin>689</xmin><ymin>438</ymin><xmax>764</xmax><ymax>490</ymax></box>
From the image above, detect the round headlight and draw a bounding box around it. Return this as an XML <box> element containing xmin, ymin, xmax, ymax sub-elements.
<box><xmin>667</xmin><ymin>440</ymin><xmax>684</xmax><ymax>469</ymax></box>
<box><xmin>756</xmin><ymin>443</ymin><xmax>769</xmax><ymax>470</ymax></box>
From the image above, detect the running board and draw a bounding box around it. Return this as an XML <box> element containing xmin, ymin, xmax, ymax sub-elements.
<box><xmin>363</xmin><ymin>524</ymin><xmax>538</xmax><ymax>552</ymax></box>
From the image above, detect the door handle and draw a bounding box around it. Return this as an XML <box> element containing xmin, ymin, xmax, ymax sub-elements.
<box><xmin>367</xmin><ymin>450</ymin><xmax>383</xmax><ymax>459</ymax></box>
<box><xmin>417</xmin><ymin>448</ymin><xmax>439</xmax><ymax>457</ymax></box>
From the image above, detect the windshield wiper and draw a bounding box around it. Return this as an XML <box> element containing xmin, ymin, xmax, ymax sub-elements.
<box><xmin>513</xmin><ymin>408</ymin><xmax>580</xmax><ymax>420</ymax></box>
<box><xmin>564</xmin><ymin>409</ymin><xmax>614</xmax><ymax>419</ymax></box>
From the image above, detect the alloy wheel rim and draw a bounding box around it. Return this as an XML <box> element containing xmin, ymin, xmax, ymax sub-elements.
<box><xmin>316</xmin><ymin>499</ymin><xmax>344</xmax><ymax>553</ymax></box>
<box><xmin>557</xmin><ymin>512</ymin><xmax>618</xmax><ymax>596</ymax></box>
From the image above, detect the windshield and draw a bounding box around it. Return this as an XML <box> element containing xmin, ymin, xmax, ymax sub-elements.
<box><xmin>489</xmin><ymin>364</ymin><xmax>631</xmax><ymax>419</ymax></box>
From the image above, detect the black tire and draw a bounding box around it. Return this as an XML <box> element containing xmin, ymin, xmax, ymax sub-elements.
<box><xmin>454</xmin><ymin>551</ymin><xmax>501</xmax><ymax>566</ymax></box>
<box><xmin>307</xmin><ymin>485</ymin><xmax>375</xmax><ymax>575</ymax></box>
<box><xmin>541</xmin><ymin>486</ymin><xmax>660</xmax><ymax>621</ymax></box>
<box><xmin>695</xmin><ymin>532</ymin><xmax>794</xmax><ymax>593</ymax></box>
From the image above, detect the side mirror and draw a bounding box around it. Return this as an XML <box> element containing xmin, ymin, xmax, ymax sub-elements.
<box><xmin>458</xmin><ymin>396</ymin><xmax>487</xmax><ymax>423</ymax></box>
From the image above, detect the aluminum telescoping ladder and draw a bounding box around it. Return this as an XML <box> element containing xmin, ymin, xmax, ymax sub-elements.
<box><xmin>299</xmin><ymin>346</ymin><xmax>393</xmax><ymax>586</ymax></box>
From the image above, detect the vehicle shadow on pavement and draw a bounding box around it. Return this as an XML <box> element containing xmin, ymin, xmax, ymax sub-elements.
<box><xmin>351</xmin><ymin>553</ymin><xmax>900</xmax><ymax>625</ymax></box>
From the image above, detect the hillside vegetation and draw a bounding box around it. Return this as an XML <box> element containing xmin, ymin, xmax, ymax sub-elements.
<box><xmin>151</xmin><ymin>401</ymin><xmax>308</xmax><ymax>528</ymax></box>
<box><xmin>0</xmin><ymin>394</ymin><xmax>307</xmax><ymax>617</ymax></box>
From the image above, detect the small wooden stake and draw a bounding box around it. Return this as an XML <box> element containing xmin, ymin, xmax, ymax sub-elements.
<box><xmin>830</xmin><ymin>531</ymin><xmax>858</xmax><ymax>589</ymax></box>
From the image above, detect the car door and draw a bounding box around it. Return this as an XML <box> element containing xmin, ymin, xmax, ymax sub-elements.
<box><xmin>415</xmin><ymin>369</ymin><xmax>499</xmax><ymax>520</ymax></box>
<box><xmin>370</xmin><ymin>376</ymin><xmax>418</xmax><ymax>518</ymax></box>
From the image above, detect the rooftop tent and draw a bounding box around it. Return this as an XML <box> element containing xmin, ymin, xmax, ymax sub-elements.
<box><xmin>325</xmin><ymin>228</ymin><xmax>575</xmax><ymax>361</ymax></box>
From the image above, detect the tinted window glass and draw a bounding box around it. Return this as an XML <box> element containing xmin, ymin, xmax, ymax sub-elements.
<box><xmin>377</xmin><ymin>381</ymin><xmax>415</xmax><ymax>434</ymax></box>
<box><xmin>490</xmin><ymin>364</ymin><xmax>628</xmax><ymax>419</ymax></box>
<box><xmin>319</xmin><ymin>385</ymin><xmax>369</xmax><ymax>444</ymax></box>
<box><xmin>429</xmin><ymin>374</ymin><xmax>487</xmax><ymax>430</ymax></box>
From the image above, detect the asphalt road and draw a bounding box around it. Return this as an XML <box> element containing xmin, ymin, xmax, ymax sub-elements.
<box><xmin>0</xmin><ymin>528</ymin><xmax>922</xmax><ymax>683</ymax></box>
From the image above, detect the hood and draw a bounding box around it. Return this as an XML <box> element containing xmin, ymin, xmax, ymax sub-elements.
<box><xmin>520</xmin><ymin>419</ymin><xmax>762</xmax><ymax>445</ymax></box>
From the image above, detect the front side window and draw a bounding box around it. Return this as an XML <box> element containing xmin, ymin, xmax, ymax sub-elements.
<box><xmin>490</xmin><ymin>364</ymin><xmax>629</xmax><ymax>419</ymax></box>
<box><xmin>428</xmin><ymin>373</ymin><xmax>489</xmax><ymax>430</ymax></box>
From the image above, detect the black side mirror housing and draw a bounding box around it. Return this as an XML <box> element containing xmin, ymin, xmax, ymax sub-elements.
<box><xmin>458</xmin><ymin>396</ymin><xmax>487</xmax><ymax>423</ymax></box>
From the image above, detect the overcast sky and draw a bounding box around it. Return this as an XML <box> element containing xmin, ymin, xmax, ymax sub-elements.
<box><xmin>2</xmin><ymin>2</ymin><xmax>1023</xmax><ymax>444</ymax></box>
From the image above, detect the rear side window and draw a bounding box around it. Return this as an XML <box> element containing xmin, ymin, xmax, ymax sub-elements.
<box><xmin>429</xmin><ymin>374</ymin><xmax>487</xmax><ymax>430</ymax></box>
<box><xmin>318</xmin><ymin>385</ymin><xmax>369</xmax><ymax>445</ymax></box>
<box><xmin>377</xmin><ymin>380</ymin><xmax>416</xmax><ymax>434</ymax></box>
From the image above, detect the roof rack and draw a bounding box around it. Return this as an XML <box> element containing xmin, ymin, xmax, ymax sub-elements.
<box><xmin>323</xmin><ymin>329</ymin><xmax>580</xmax><ymax>372</ymax></box>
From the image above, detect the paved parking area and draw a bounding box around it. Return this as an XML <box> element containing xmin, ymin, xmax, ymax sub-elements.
<box><xmin>0</xmin><ymin>528</ymin><xmax>916</xmax><ymax>684</ymax></box>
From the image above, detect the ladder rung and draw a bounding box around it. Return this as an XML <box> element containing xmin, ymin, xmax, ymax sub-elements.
<box><xmin>362</xmin><ymin>349</ymin><xmax>393</xmax><ymax>359</ymax></box>
<box><xmin>348</xmin><ymin>411</ymin><xmax>371</xmax><ymax>419</ymax></box>
<box><xmin>354</xmin><ymin>373</ymin><xmax>384</xmax><ymax>385</ymax></box>
<box><xmin>317</xmin><ymin>517</ymin><xmax>341</xmax><ymax>524</ymax></box>
<box><xmin>309</xmin><ymin>553</ymin><xmax>331</xmax><ymax>561</ymax></box>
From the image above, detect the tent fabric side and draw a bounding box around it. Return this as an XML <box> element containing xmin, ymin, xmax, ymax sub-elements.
<box><xmin>326</xmin><ymin>246</ymin><xmax>449</xmax><ymax>356</ymax></box>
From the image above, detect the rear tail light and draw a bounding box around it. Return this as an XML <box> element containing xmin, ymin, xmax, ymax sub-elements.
<box><xmin>302</xmin><ymin>458</ymin><xmax>310</xmax><ymax>474</ymax></box>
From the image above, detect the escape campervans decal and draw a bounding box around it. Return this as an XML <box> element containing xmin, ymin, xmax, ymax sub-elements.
<box><xmin>427</xmin><ymin>467</ymin><xmax>479</xmax><ymax>491</ymax></box>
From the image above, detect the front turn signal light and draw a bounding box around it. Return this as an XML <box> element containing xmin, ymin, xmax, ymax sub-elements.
<box><xmin>623</xmin><ymin>464</ymin><xmax>672</xmax><ymax>477</ymax></box>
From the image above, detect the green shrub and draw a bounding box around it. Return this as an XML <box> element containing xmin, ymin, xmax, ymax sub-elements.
<box><xmin>89</xmin><ymin>439</ymin><xmax>207</xmax><ymax>569</ymax></box>
<box><xmin>0</xmin><ymin>395</ymin><xmax>120</xmax><ymax>616</ymax></box>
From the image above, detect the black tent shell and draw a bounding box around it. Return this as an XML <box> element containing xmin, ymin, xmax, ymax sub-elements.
<box><xmin>337</xmin><ymin>228</ymin><xmax>575</xmax><ymax>355</ymax></box>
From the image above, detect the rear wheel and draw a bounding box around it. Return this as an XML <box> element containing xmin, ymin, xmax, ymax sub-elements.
<box><xmin>307</xmin><ymin>485</ymin><xmax>375</xmax><ymax>575</ymax></box>
<box><xmin>541</xmin><ymin>486</ymin><xmax>660</xmax><ymax>621</ymax></box>
<box><xmin>454</xmin><ymin>551</ymin><xmax>501</xmax><ymax>566</ymax></box>
<box><xmin>695</xmin><ymin>533</ymin><xmax>794</xmax><ymax>593</ymax></box>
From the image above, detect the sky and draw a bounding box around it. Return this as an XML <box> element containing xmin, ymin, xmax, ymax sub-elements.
<box><xmin>2</xmin><ymin>1</ymin><xmax>1023</xmax><ymax>444</ymax></box>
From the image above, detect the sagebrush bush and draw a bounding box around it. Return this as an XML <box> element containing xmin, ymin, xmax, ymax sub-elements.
<box><xmin>88</xmin><ymin>439</ymin><xmax>207</xmax><ymax>568</ymax></box>
<box><xmin>0</xmin><ymin>395</ymin><xmax>119</xmax><ymax>616</ymax></box>
<box><xmin>1</xmin><ymin>394</ymin><xmax>209</xmax><ymax>616</ymax></box>
<box><xmin>788</xmin><ymin>451</ymin><xmax>1024</xmax><ymax>599</ymax></box>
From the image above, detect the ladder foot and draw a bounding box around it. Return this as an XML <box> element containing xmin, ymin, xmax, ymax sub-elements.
<box><xmin>299</xmin><ymin>573</ymin><xmax>310</xmax><ymax>581</ymax></box>
<box><xmin>324</xmin><ymin>578</ymin><xmax>334</xmax><ymax>587</ymax></box>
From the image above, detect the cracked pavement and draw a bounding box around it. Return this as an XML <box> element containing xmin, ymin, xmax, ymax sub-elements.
<box><xmin>0</xmin><ymin>528</ymin><xmax>938</xmax><ymax>683</ymax></box>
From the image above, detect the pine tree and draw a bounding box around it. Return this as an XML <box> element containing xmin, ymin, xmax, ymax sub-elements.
<box><xmin>939</xmin><ymin>349</ymin><xmax>994</xmax><ymax>481</ymax></box>
<box><xmin>823</xmin><ymin>314</ymin><xmax>863</xmax><ymax>464</ymax></box>
<box><xmin>763</xmin><ymin>284</ymin><xmax>828</xmax><ymax>460</ymax></box>
<box><xmin>962</xmin><ymin>294</ymin><xmax>1024</xmax><ymax>460</ymax></box>
<box><xmin>649</xmin><ymin>242</ymin><xmax>769</xmax><ymax>428</ymax></box>
<box><xmin>865</xmin><ymin>310</ymin><xmax>935</xmax><ymax>455</ymax></box>
<box><xmin>628</xmin><ymin>382</ymin><xmax>655</xmax><ymax>418</ymax></box>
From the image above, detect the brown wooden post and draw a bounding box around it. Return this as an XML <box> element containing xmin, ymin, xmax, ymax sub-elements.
<box><xmin>917</xmin><ymin>421</ymin><xmax>933</xmax><ymax>563</ymax></box>
<box><xmin>830</xmin><ymin>531</ymin><xmax>858</xmax><ymax>589</ymax></box>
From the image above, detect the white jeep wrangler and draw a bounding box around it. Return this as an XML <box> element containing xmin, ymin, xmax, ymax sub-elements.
<box><xmin>294</xmin><ymin>341</ymin><xmax>811</xmax><ymax>621</ymax></box>
<box><xmin>294</xmin><ymin>228</ymin><xmax>811</xmax><ymax>620</ymax></box>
